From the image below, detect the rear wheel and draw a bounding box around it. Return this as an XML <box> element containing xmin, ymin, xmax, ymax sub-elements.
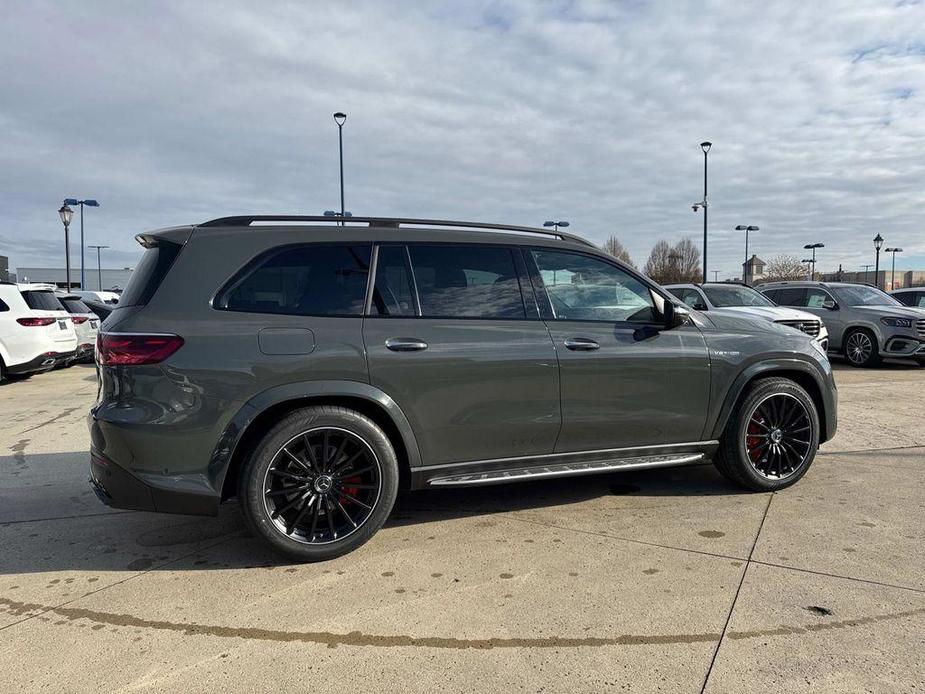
<box><xmin>714</xmin><ymin>377</ymin><xmax>820</xmax><ymax>492</ymax></box>
<box><xmin>843</xmin><ymin>328</ymin><xmax>881</xmax><ymax>368</ymax></box>
<box><xmin>238</xmin><ymin>406</ymin><xmax>399</xmax><ymax>562</ymax></box>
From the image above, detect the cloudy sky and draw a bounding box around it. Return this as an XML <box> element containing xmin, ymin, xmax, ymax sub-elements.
<box><xmin>1</xmin><ymin>0</ymin><xmax>923</xmax><ymax>279</ymax></box>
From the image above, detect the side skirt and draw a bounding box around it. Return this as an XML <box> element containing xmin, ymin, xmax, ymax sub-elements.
<box><xmin>412</xmin><ymin>441</ymin><xmax>717</xmax><ymax>489</ymax></box>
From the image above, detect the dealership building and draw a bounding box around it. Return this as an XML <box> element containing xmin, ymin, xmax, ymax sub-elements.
<box><xmin>15</xmin><ymin>266</ymin><xmax>134</xmax><ymax>291</ymax></box>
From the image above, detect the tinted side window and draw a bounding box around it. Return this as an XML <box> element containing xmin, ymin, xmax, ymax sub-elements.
<box><xmin>119</xmin><ymin>242</ymin><xmax>182</xmax><ymax>307</ymax></box>
<box><xmin>774</xmin><ymin>288</ymin><xmax>806</xmax><ymax>307</ymax></box>
<box><xmin>893</xmin><ymin>292</ymin><xmax>913</xmax><ymax>306</ymax></box>
<box><xmin>221</xmin><ymin>244</ymin><xmax>371</xmax><ymax>316</ymax></box>
<box><xmin>0</xmin><ymin>298</ymin><xmax>8</xmax><ymax>312</ymax></box>
<box><xmin>22</xmin><ymin>291</ymin><xmax>64</xmax><ymax>311</ymax></box>
<box><xmin>372</xmin><ymin>246</ymin><xmax>416</xmax><ymax>317</ymax></box>
<box><xmin>761</xmin><ymin>289</ymin><xmax>779</xmax><ymax>303</ymax></box>
<box><xmin>532</xmin><ymin>250</ymin><xmax>657</xmax><ymax>323</ymax></box>
<box><xmin>408</xmin><ymin>245</ymin><xmax>525</xmax><ymax>319</ymax></box>
<box><xmin>916</xmin><ymin>293</ymin><xmax>925</xmax><ymax>308</ymax></box>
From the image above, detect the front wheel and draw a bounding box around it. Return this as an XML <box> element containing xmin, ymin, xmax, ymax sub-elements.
<box><xmin>238</xmin><ymin>406</ymin><xmax>399</xmax><ymax>562</ymax></box>
<box><xmin>714</xmin><ymin>377</ymin><xmax>820</xmax><ymax>492</ymax></box>
<box><xmin>843</xmin><ymin>328</ymin><xmax>881</xmax><ymax>368</ymax></box>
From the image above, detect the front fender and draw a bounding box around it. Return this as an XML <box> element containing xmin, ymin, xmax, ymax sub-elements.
<box><xmin>208</xmin><ymin>379</ymin><xmax>423</xmax><ymax>493</ymax></box>
<box><xmin>709</xmin><ymin>357</ymin><xmax>837</xmax><ymax>442</ymax></box>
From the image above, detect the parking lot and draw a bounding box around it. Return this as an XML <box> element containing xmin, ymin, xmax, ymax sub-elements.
<box><xmin>1</xmin><ymin>361</ymin><xmax>923</xmax><ymax>693</ymax></box>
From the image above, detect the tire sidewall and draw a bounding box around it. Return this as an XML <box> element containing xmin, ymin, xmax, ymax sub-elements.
<box><xmin>729</xmin><ymin>380</ymin><xmax>820</xmax><ymax>491</ymax></box>
<box><xmin>239</xmin><ymin>407</ymin><xmax>399</xmax><ymax>562</ymax></box>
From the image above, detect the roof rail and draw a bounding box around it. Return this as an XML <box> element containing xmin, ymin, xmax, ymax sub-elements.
<box><xmin>197</xmin><ymin>215</ymin><xmax>597</xmax><ymax>248</ymax></box>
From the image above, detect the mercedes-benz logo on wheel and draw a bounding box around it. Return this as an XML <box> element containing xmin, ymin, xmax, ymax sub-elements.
<box><xmin>314</xmin><ymin>475</ymin><xmax>333</xmax><ymax>494</ymax></box>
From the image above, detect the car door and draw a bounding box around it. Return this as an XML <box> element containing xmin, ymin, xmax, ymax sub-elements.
<box><xmin>527</xmin><ymin>248</ymin><xmax>711</xmax><ymax>452</ymax></box>
<box><xmin>363</xmin><ymin>243</ymin><xmax>560</xmax><ymax>466</ymax></box>
<box><xmin>799</xmin><ymin>287</ymin><xmax>845</xmax><ymax>347</ymax></box>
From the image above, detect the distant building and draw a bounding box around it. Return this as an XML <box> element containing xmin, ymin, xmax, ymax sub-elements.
<box><xmin>743</xmin><ymin>255</ymin><xmax>765</xmax><ymax>286</ymax></box>
<box><xmin>818</xmin><ymin>269</ymin><xmax>925</xmax><ymax>291</ymax></box>
<box><xmin>15</xmin><ymin>266</ymin><xmax>134</xmax><ymax>291</ymax></box>
<box><xmin>0</xmin><ymin>255</ymin><xmax>9</xmax><ymax>282</ymax></box>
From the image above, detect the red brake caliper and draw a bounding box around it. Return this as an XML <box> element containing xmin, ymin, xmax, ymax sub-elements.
<box><xmin>745</xmin><ymin>418</ymin><xmax>764</xmax><ymax>463</ymax></box>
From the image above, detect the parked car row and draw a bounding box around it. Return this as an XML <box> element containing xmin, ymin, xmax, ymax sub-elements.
<box><xmin>0</xmin><ymin>282</ymin><xmax>104</xmax><ymax>382</ymax></box>
<box><xmin>666</xmin><ymin>280</ymin><xmax>925</xmax><ymax>368</ymax></box>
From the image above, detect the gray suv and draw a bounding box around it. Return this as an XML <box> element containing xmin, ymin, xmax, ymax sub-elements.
<box><xmin>90</xmin><ymin>216</ymin><xmax>837</xmax><ymax>561</ymax></box>
<box><xmin>760</xmin><ymin>281</ymin><xmax>925</xmax><ymax>368</ymax></box>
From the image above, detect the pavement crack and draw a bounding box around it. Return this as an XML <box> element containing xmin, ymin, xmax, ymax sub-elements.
<box><xmin>21</xmin><ymin>407</ymin><xmax>81</xmax><ymax>434</ymax></box>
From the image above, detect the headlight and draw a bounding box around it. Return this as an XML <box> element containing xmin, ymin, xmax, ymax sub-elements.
<box><xmin>880</xmin><ymin>317</ymin><xmax>914</xmax><ymax>328</ymax></box>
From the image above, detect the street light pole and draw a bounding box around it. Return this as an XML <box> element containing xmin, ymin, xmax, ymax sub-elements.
<box><xmin>700</xmin><ymin>142</ymin><xmax>711</xmax><ymax>281</ymax></box>
<box><xmin>873</xmin><ymin>234</ymin><xmax>884</xmax><ymax>289</ymax></box>
<box><xmin>64</xmin><ymin>198</ymin><xmax>100</xmax><ymax>288</ymax></box>
<box><xmin>88</xmin><ymin>245</ymin><xmax>109</xmax><ymax>291</ymax></box>
<box><xmin>803</xmin><ymin>243</ymin><xmax>824</xmax><ymax>280</ymax></box>
<box><xmin>884</xmin><ymin>247</ymin><xmax>903</xmax><ymax>290</ymax></box>
<box><xmin>861</xmin><ymin>264</ymin><xmax>873</xmax><ymax>285</ymax></box>
<box><xmin>58</xmin><ymin>204</ymin><xmax>74</xmax><ymax>292</ymax></box>
<box><xmin>333</xmin><ymin>112</ymin><xmax>347</xmax><ymax>227</ymax></box>
<box><xmin>712</xmin><ymin>270</ymin><xmax>719</xmax><ymax>282</ymax></box>
<box><xmin>543</xmin><ymin>220</ymin><xmax>570</xmax><ymax>233</ymax></box>
<box><xmin>735</xmin><ymin>225</ymin><xmax>759</xmax><ymax>284</ymax></box>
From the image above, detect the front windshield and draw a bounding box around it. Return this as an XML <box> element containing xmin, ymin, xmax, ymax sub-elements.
<box><xmin>831</xmin><ymin>285</ymin><xmax>901</xmax><ymax>307</ymax></box>
<box><xmin>702</xmin><ymin>285</ymin><xmax>775</xmax><ymax>308</ymax></box>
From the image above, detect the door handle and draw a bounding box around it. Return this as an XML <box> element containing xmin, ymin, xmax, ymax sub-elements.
<box><xmin>564</xmin><ymin>337</ymin><xmax>600</xmax><ymax>351</ymax></box>
<box><xmin>385</xmin><ymin>337</ymin><xmax>429</xmax><ymax>352</ymax></box>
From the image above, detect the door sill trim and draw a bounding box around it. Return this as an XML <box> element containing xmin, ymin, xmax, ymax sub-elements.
<box><xmin>427</xmin><ymin>452</ymin><xmax>705</xmax><ymax>487</ymax></box>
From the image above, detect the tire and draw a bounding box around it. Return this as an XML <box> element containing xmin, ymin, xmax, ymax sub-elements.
<box><xmin>843</xmin><ymin>328</ymin><xmax>881</xmax><ymax>368</ymax></box>
<box><xmin>238</xmin><ymin>405</ymin><xmax>399</xmax><ymax>562</ymax></box>
<box><xmin>714</xmin><ymin>377</ymin><xmax>820</xmax><ymax>492</ymax></box>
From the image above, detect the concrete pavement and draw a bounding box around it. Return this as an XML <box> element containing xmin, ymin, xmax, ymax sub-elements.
<box><xmin>0</xmin><ymin>361</ymin><xmax>922</xmax><ymax>692</ymax></box>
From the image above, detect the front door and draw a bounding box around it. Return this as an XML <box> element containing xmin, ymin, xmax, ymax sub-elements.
<box><xmin>527</xmin><ymin>248</ymin><xmax>711</xmax><ymax>452</ymax></box>
<box><xmin>364</xmin><ymin>243</ymin><xmax>560</xmax><ymax>466</ymax></box>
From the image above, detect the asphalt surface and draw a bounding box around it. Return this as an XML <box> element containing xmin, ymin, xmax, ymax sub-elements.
<box><xmin>1</xmin><ymin>360</ymin><xmax>923</xmax><ymax>692</ymax></box>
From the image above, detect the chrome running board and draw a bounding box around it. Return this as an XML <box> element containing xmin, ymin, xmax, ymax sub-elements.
<box><xmin>427</xmin><ymin>453</ymin><xmax>704</xmax><ymax>487</ymax></box>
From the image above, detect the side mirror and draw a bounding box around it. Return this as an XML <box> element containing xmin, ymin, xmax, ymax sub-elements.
<box><xmin>664</xmin><ymin>302</ymin><xmax>690</xmax><ymax>329</ymax></box>
<box><xmin>821</xmin><ymin>299</ymin><xmax>837</xmax><ymax>310</ymax></box>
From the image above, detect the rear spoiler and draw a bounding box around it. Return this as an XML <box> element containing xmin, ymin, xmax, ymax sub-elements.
<box><xmin>135</xmin><ymin>225</ymin><xmax>193</xmax><ymax>249</ymax></box>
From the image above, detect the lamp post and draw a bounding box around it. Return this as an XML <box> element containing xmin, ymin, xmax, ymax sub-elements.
<box><xmin>861</xmin><ymin>264</ymin><xmax>873</xmax><ymax>285</ymax></box>
<box><xmin>64</xmin><ymin>198</ymin><xmax>100</xmax><ymax>288</ymax></box>
<box><xmin>323</xmin><ymin>210</ymin><xmax>353</xmax><ymax>221</ymax></box>
<box><xmin>735</xmin><ymin>225</ymin><xmax>759</xmax><ymax>284</ymax></box>
<box><xmin>88</xmin><ymin>245</ymin><xmax>109</xmax><ymax>291</ymax></box>
<box><xmin>58</xmin><ymin>204</ymin><xmax>74</xmax><ymax>291</ymax></box>
<box><xmin>873</xmin><ymin>234</ymin><xmax>884</xmax><ymax>289</ymax></box>
<box><xmin>803</xmin><ymin>242</ymin><xmax>824</xmax><ymax>280</ymax></box>
<box><xmin>691</xmin><ymin>142</ymin><xmax>712</xmax><ymax>280</ymax></box>
<box><xmin>884</xmin><ymin>247</ymin><xmax>903</xmax><ymax>290</ymax></box>
<box><xmin>333</xmin><ymin>112</ymin><xmax>346</xmax><ymax>226</ymax></box>
<box><xmin>802</xmin><ymin>259</ymin><xmax>815</xmax><ymax>279</ymax></box>
<box><xmin>543</xmin><ymin>220</ymin><xmax>570</xmax><ymax>232</ymax></box>
<box><xmin>712</xmin><ymin>270</ymin><xmax>719</xmax><ymax>282</ymax></box>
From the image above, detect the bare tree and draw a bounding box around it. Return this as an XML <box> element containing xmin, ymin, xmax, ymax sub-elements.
<box><xmin>643</xmin><ymin>240</ymin><xmax>674</xmax><ymax>283</ymax></box>
<box><xmin>673</xmin><ymin>238</ymin><xmax>703</xmax><ymax>283</ymax></box>
<box><xmin>643</xmin><ymin>238</ymin><xmax>702</xmax><ymax>284</ymax></box>
<box><xmin>763</xmin><ymin>254</ymin><xmax>806</xmax><ymax>283</ymax></box>
<box><xmin>600</xmin><ymin>235</ymin><xmax>636</xmax><ymax>268</ymax></box>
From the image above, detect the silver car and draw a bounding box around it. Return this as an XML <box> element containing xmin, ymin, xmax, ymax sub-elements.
<box><xmin>760</xmin><ymin>281</ymin><xmax>925</xmax><ymax>367</ymax></box>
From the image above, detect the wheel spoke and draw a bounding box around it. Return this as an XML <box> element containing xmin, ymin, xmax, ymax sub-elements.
<box><xmin>286</xmin><ymin>494</ymin><xmax>317</xmax><ymax>535</ymax></box>
<box><xmin>272</xmin><ymin>490</ymin><xmax>309</xmax><ymax>519</ymax></box>
<box><xmin>331</xmin><ymin>450</ymin><xmax>365</xmax><ymax>476</ymax></box>
<box><xmin>340</xmin><ymin>491</ymin><xmax>372</xmax><ymax>510</ymax></box>
<box><xmin>266</xmin><ymin>484</ymin><xmax>309</xmax><ymax>497</ymax></box>
<box><xmin>322</xmin><ymin>430</ymin><xmax>331</xmax><ymax>470</ymax></box>
<box><xmin>282</xmin><ymin>447</ymin><xmax>311</xmax><ymax>473</ymax></box>
<box><xmin>268</xmin><ymin>469</ymin><xmax>308</xmax><ymax>483</ymax></box>
<box><xmin>324</xmin><ymin>496</ymin><xmax>337</xmax><ymax>539</ymax></box>
<box><xmin>333</xmin><ymin>497</ymin><xmax>358</xmax><ymax>528</ymax></box>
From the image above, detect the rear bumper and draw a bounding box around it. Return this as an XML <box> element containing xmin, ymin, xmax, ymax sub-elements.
<box><xmin>89</xmin><ymin>449</ymin><xmax>218</xmax><ymax>516</ymax></box>
<box><xmin>7</xmin><ymin>349</ymin><xmax>77</xmax><ymax>375</ymax></box>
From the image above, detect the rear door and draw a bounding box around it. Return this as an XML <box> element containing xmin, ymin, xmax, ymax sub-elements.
<box><xmin>364</xmin><ymin>243</ymin><xmax>560</xmax><ymax>466</ymax></box>
<box><xmin>527</xmin><ymin>248</ymin><xmax>710</xmax><ymax>452</ymax></box>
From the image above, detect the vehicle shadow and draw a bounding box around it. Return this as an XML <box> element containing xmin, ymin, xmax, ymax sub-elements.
<box><xmin>0</xmin><ymin>456</ymin><xmax>742</xmax><ymax>575</ymax></box>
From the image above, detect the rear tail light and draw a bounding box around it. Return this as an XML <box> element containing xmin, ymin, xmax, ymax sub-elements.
<box><xmin>71</xmin><ymin>316</ymin><xmax>89</xmax><ymax>325</ymax></box>
<box><xmin>17</xmin><ymin>317</ymin><xmax>56</xmax><ymax>327</ymax></box>
<box><xmin>97</xmin><ymin>333</ymin><xmax>184</xmax><ymax>366</ymax></box>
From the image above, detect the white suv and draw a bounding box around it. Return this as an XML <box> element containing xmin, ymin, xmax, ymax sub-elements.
<box><xmin>56</xmin><ymin>293</ymin><xmax>101</xmax><ymax>361</ymax></box>
<box><xmin>666</xmin><ymin>282</ymin><xmax>829</xmax><ymax>351</ymax></box>
<box><xmin>0</xmin><ymin>282</ymin><xmax>78</xmax><ymax>381</ymax></box>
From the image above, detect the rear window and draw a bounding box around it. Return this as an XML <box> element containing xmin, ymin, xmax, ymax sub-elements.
<box><xmin>22</xmin><ymin>291</ymin><xmax>64</xmax><ymax>311</ymax></box>
<box><xmin>219</xmin><ymin>244</ymin><xmax>372</xmax><ymax>316</ymax></box>
<box><xmin>60</xmin><ymin>298</ymin><xmax>92</xmax><ymax>313</ymax></box>
<box><xmin>119</xmin><ymin>242</ymin><xmax>182</xmax><ymax>307</ymax></box>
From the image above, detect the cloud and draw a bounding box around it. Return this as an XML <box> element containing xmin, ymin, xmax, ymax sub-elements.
<box><xmin>0</xmin><ymin>0</ymin><xmax>923</xmax><ymax>278</ymax></box>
